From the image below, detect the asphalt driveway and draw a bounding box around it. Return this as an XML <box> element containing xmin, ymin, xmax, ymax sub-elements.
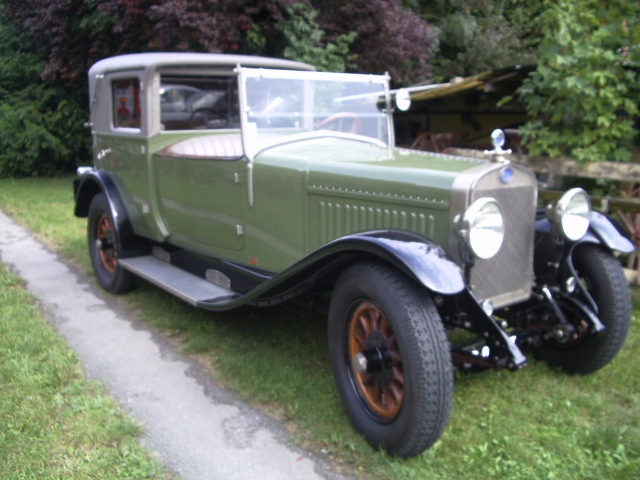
<box><xmin>0</xmin><ymin>210</ymin><xmax>348</xmax><ymax>480</ymax></box>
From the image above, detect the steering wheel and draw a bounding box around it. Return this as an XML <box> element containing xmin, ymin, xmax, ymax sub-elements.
<box><xmin>316</xmin><ymin>112</ymin><xmax>362</xmax><ymax>134</ymax></box>
<box><xmin>190</xmin><ymin>108</ymin><xmax>228</xmax><ymax>129</ymax></box>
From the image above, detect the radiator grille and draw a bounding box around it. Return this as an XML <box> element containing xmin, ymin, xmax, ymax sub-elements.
<box><xmin>468</xmin><ymin>169</ymin><xmax>537</xmax><ymax>307</ymax></box>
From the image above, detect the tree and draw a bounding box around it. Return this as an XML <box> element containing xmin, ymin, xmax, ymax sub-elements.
<box><xmin>2</xmin><ymin>0</ymin><xmax>116</xmax><ymax>87</ymax></box>
<box><xmin>3</xmin><ymin>0</ymin><xmax>437</xmax><ymax>87</ymax></box>
<box><xmin>276</xmin><ymin>3</ymin><xmax>356</xmax><ymax>72</ymax></box>
<box><xmin>420</xmin><ymin>0</ymin><xmax>542</xmax><ymax>81</ymax></box>
<box><xmin>0</xmin><ymin>10</ymin><xmax>90</xmax><ymax>176</ymax></box>
<box><xmin>145</xmin><ymin>0</ymin><xmax>295</xmax><ymax>55</ymax></box>
<box><xmin>517</xmin><ymin>0</ymin><xmax>640</xmax><ymax>163</ymax></box>
<box><xmin>313</xmin><ymin>0</ymin><xmax>437</xmax><ymax>85</ymax></box>
<box><xmin>1</xmin><ymin>0</ymin><xmax>298</xmax><ymax>89</ymax></box>
<box><xmin>0</xmin><ymin>0</ymin><xmax>437</xmax><ymax>177</ymax></box>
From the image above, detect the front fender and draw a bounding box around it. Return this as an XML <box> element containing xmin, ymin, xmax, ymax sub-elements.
<box><xmin>187</xmin><ymin>230</ymin><xmax>465</xmax><ymax>310</ymax></box>
<box><xmin>321</xmin><ymin>230</ymin><xmax>466</xmax><ymax>295</ymax></box>
<box><xmin>535</xmin><ymin>210</ymin><xmax>634</xmax><ymax>255</ymax></box>
<box><xmin>235</xmin><ymin>230</ymin><xmax>465</xmax><ymax>308</ymax></box>
<box><xmin>584</xmin><ymin>211</ymin><xmax>635</xmax><ymax>254</ymax></box>
<box><xmin>533</xmin><ymin>210</ymin><xmax>634</xmax><ymax>285</ymax></box>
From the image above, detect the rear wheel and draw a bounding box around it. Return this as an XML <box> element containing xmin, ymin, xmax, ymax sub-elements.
<box><xmin>539</xmin><ymin>245</ymin><xmax>631</xmax><ymax>374</ymax></box>
<box><xmin>328</xmin><ymin>262</ymin><xmax>453</xmax><ymax>457</ymax></box>
<box><xmin>88</xmin><ymin>193</ymin><xmax>135</xmax><ymax>293</ymax></box>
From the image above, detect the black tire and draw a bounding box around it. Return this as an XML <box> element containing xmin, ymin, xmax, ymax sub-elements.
<box><xmin>540</xmin><ymin>244</ymin><xmax>631</xmax><ymax>374</ymax></box>
<box><xmin>87</xmin><ymin>193</ymin><xmax>135</xmax><ymax>294</ymax></box>
<box><xmin>328</xmin><ymin>262</ymin><xmax>453</xmax><ymax>457</ymax></box>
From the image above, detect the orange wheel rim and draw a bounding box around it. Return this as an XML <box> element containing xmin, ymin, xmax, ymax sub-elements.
<box><xmin>348</xmin><ymin>301</ymin><xmax>404</xmax><ymax>420</ymax></box>
<box><xmin>96</xmin><ymin>214</ymin><xmax>117</xmax><ymax>274</ymax></box>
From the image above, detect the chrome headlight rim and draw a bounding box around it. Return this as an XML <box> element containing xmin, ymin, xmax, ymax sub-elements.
<box><xmin>548</xmin><ymin>188</ymin><xmax>591</xmax><ymax>241</ymax></box>
<box><xmin>461</xmin><ymin>197</ymin><xmax>505</xmax><ymax>260</ymax></box>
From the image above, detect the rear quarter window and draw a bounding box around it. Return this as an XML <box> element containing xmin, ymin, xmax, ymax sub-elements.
<box><xmin>112</xmin><ymin>78</ymin><xmax>141</xmax><ymax>129</ymax></box>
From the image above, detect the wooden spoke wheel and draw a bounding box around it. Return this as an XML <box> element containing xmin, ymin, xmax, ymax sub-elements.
<box><xmin>348</xmin><ymin>301</ymin><xmax>404</xmax><ymax>420</ymax></box>
<box><xmin>328</xmin><ymin>262</ymin><xmax>453</xmax><ymax>457</ymax></box>
<box><xmin>88</xmin><ymin>193</ymin><xmax>135</xmax><ymax>293</ymax></box>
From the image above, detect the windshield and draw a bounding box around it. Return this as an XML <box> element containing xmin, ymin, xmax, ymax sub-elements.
<box><xmin>238</xmin><ymin>68</ymin><xmax>393</xmax><ymax>159</ymax></box>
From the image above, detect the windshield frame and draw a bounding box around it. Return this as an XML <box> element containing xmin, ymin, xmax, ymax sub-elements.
<box><xmin>236</xmin><ymin>67</ymin><xmax>395</xmax><ymax>163</ymax></box>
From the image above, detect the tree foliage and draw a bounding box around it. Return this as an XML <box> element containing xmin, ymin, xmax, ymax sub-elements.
<box><xmin>0</xmin><ymin>0</ymin><xmax>436</xmax><ymax>176</ymax></box>
<box><xmin>517</xmin><ymin>0</ymin><xmax>640</xmax><ymax>163</ymax></box>
<box><xmin>145</xmin><ymin>0</ymin><xmax>293</xmax><ymax>56</ymax></box>
<box><xmin>421</xmin><ymin>0</ymin><xmax>542</xmax><ymax>81</ymax></box>
<box><xmin>0</xmin><ymin>11</ymin><xmax>89</xmax><ymax>176</ymax></box>
<box><xmin>3</xmin><ymin>0</ymin><xmax>435</xmax><ymax>89</ymax></box>
<box><xmin>1</xmin><ymin>0</ymin><xmax>639</xmax><ymax>177</ymax></box>
<box><xmin>276</xmin><ymin>3</ymin><xmax>357</xmax><ymax>72</ymax></box>
<box><xmin>2</xmin><ymin>0</ymin><xmax>299</xmax><ymax>89</ymax></box>
<box><xmin>2</xmin><ymin>0</ymin><xmax>105</xmax><ymax>86</ymax></box>
<box><xmin>313</xmin><ymin>0</ymin><xmax>437</xmax><ymax>85</ymax></box>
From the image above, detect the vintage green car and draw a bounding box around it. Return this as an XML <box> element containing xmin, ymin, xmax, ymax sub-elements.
<box><xmin>74</xmin><ymin>53</ymin><xmax>633</xmax><ymax>457</ymax></box>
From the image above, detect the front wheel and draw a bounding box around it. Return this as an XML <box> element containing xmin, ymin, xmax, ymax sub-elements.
<box><xmin>539</xmin><ymin>245</ymin><xmax>631</xmax><ymax>374</ymax></box>
<box><xmin>328</xmin><ymin>262</ymin><xmax>453</xmax><ymax>457</ymax></box>
<box><xmin>87</xmin><ymin>193</ymin><xmax>135</xmax><ymax>294</ymax></box>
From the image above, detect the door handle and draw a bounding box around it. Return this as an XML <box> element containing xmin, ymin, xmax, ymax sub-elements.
<box><xmin>97</xmin><ymin>148</ymin><xmax>112</xmax><ymax>160</ymax></box>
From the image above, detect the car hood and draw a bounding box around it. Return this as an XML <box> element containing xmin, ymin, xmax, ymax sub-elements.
<box><xmin>256</xmin><ymin>136</ymin><xmax>484</xmax><ymax>208</ymax></box>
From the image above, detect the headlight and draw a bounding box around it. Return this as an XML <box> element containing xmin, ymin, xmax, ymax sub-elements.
<box><xmin>547</xmin><ymin>188</ymin><xmax>591</xmax><ymax>241</ymax></box>
<box><xmin>394</xmin><ymin>88</ymin><xmax>411</xmax><ymax>111</ymax></box>
<box><xmin>461</xmin><ymin>197</ymin><xmax>505</xmax><ymax>259</ymax></box>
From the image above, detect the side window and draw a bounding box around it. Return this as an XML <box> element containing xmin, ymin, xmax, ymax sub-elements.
<box><xmin>112</xmin><ymin>78</ymin><xmax>141</xmax><ymax>129</ymax></box>
<box><xmin>159</xmin><ymin>75</ymin><xmax>239</xmax><ymax>131</ymax></box>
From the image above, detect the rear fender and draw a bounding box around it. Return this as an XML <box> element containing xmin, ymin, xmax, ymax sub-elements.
<box><xmin>73</xmin><ymin>170</ymin><xmax>145</xmax><ymax>257</ymax></box>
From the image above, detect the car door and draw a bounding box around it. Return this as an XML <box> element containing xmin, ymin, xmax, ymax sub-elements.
<box><xmin>153</xmin><ymin>149</ymin><xmax>246</xmax><ymax>252</ymax></box>
<box><xmin>150</xmin><ymin>73</ymin><xmax>246</xmax><ymax>252</ymax></box>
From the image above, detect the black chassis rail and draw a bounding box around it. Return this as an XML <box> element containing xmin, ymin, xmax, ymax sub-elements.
<box><xmin>439</xmin><ymin>291</ymin><xmax>527</xmax><ymax>371</ymax></box>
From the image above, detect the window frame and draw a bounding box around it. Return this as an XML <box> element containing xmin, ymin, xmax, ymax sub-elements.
<box><xmin>111</xmin><ymin>76</ymin><xmax>143</xmax><ymax>132</ymax></box>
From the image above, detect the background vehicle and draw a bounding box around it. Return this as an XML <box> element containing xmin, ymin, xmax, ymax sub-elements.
<box><xmin>74</xmin><ymin>53</ymin><xmax>633</xmax><ymax>457</ymax></box>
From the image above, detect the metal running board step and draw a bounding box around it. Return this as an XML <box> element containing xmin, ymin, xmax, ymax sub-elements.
<box><xmin>119</xmin><ymin>255</ymin><xmax>236</xmax><ymax>307</ymax></box>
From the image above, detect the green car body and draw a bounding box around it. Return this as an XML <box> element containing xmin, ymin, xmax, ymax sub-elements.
<box><xmin>74</xmin><ymin>53</ymin><xmax>633</xmax><ymax>458</ymax></box>
<box><xmin>142</xmin><ymin>137</ymin><xmax>469</xmax><ymax>266</ymax></box>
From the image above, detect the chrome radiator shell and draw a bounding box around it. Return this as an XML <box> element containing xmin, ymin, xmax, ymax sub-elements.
<box><xmin>449</xmin><ymin>161</ymin><xmax>538</xmax><ymax>308</ymax></box>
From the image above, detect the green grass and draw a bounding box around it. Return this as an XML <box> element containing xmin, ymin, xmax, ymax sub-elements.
<box><xmin>1</xmin><ymin>177</ymin><xmax>639</xmax><ymax>479</ymax></box>
<box><xmin>0</xmin><ymin>262</ymin><xmax>174</xmax><ymax>479</ymax></box>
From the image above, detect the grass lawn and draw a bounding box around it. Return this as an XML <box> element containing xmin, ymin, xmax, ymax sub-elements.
<box><xmin>0</xmin><ymin>262</ymin><xmax>174</xmax><ymax>479</ymax></box>
<box><xmin>1</xmin><ymin>176</ymin><xmax>638</xmax><ymax>479</ymax></box>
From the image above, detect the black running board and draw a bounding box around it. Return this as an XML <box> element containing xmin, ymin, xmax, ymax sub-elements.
<box><xmin>119</xmin><ymin>255</ymin><xmax>237</xmax><ymax>307</ymax></box>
